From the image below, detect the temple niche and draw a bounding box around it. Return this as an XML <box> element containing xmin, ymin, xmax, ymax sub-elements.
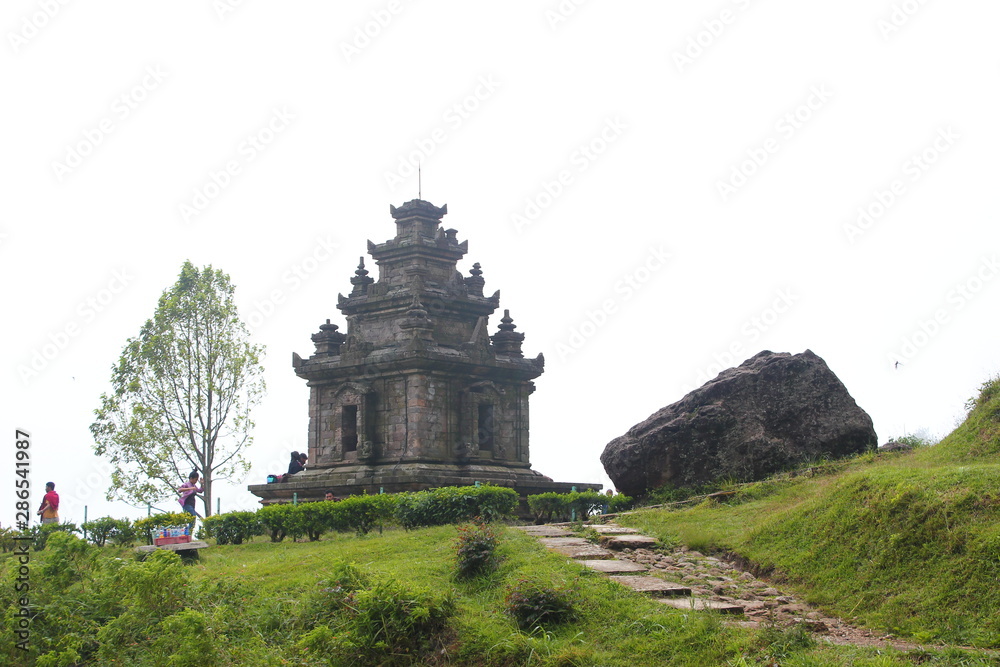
<box><xmin>248</xmin><ymin>199</ymin><xmax>600</xmax><ymax>507</ymax></box>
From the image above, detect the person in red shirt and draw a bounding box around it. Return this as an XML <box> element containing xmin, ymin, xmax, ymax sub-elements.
<box><xmin>37</xmin><ymin>482</ymin><xmax>59</xmax><ymax>525</ymax></box>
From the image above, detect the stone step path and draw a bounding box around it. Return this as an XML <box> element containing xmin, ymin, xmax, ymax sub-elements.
<box><xmin>609</xmin><ymin>575</ymin><xmax>691</xmax><ymax>598</ymax></box>
<box><xmin>539</xmin><ymin>537</ymin><xmax>615</xmax><ymax>560</ymax></box>
<box><xmin>658</xmin><ymin>598</ymin><xmax>745</xmax><ymax>614</ymax></box>
<box><xmin>601</xmin><ymin>535</ymin><xmax>659</xmax><ymax>550</ymax></box>
<box><xmin>588</xmin><ymin>524</ymin><xmax>639</xmax><ymax>535</ymax></box>
<box><xmin>516</xmin><ymin>523</ymin><xmax>741</xmax><ymax>617</ymax></box>
<box><xmin>520</xmin><ymin>523</ymin><xmax>1000</xmax><ymax>656</ymax></box>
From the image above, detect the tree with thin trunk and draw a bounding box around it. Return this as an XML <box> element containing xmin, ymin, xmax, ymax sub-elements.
<box><xmin>90</xmin><ymin>261</ymin><xmax>265</xmax><ymax>517</ymax></box>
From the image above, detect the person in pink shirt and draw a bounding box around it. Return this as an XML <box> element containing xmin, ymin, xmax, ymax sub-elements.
<box><xmin>177</xmin><ymin>470</ymin><xmax>203</xmax><ymax>532</ymax></box>
<box><xmin>37</xmin><ymin>482</ymin><xmax>59</xmax><ymax>524</ymax></box>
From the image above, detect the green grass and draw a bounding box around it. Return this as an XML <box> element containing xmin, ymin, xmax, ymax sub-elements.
<box><xmin>5</xmin><ymin>521</ymin><xmax>999</xmax><ymax>665</ymax></box>
<box><xmin>619</xmin><ymin>378</ymin><xmax>1000</xmax><ymax>651</ymax></box>
<box><xmin>6</xmin><ymin>378</ymin><xmax>1000</xmax><ymax>665</ymax></box>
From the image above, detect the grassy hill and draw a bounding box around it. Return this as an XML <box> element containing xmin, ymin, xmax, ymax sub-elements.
<box><xmin>7</xmin><ymin>521</ymin><xmax>999</xmax><ymax>666</ymax></box>
<box><xmin>620</xmin><ymin>376</ymin><xmax>1000</xmax><ymax>650</ymax></box>
<box><xmin>3</xmin><ymin>377</ymin><xmax>998</xmax><ymax>666</ymax></box>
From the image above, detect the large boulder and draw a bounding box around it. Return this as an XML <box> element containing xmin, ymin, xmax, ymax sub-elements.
<box><xmin>601</xmin><ymin>350</ymin><xmax>877</xmax><ymax>497</ymax></box>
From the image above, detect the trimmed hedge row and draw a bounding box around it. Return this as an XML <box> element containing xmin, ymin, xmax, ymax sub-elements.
<box><xmin>204</xmin><ymin>486</ymin><xmax>518</xmax><ymax>544</ymax></box>
<box><xmin>396</xmin><ymin>485</ymin><xmax>518</xmax><ymax>528</ymax></box>
<box><xmin>527</xmin><ymin>491</ymin><xmax>633</xmax><ymax>523</ymax></box>
<box><xmin>33</xmin><ymin>486</ymin><xmax>626</xmax><ymax>549</ymax></box>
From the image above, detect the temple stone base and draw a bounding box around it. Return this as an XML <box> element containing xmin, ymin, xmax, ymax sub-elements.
<box><xmin>248</xmin><ymin>462</ymin><xmax>601</xmax><ymax>519</ymax></box>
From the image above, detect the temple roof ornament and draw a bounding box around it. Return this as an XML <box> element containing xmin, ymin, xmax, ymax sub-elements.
<box><xmin>350</xmin><ymin>257</ymin><xmax>375</xmax><ymax>295</ymax></box>
<box><xmin>389</xmin><ymin>199</ymin><xmax>448</xmax><ymax>220</ymax></box>
<box><xmin>311</xmin><ymin>319</ymin><xmax>346</xmax><ymax>355</ymax></box>
<box><xmin>491</xmin><ymin>309</ymin><xmax>525</xmax><ymax>358</ymax></box>
<box><xmin>465</xmin><ymin>262</ymin><xmax>485</xmax><ymax>296</ymax></box>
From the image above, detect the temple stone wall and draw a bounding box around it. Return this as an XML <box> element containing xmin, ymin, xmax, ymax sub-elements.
<box><xmin>249</xmin><ymin>199</ymin><xmax>600</xmax><ymax>510</ymax></box>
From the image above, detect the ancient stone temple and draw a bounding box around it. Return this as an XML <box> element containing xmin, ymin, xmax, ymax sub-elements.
<box><xmin>248</xmin><ymin>199</ymin><xmax>599</xmax><ymax>506</ymax></box>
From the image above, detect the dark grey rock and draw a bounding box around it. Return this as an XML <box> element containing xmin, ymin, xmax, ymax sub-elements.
<box><xmin>601</xmin><ymin>350</ymin><xmax>877</xmax><ymax>497</ymax></box>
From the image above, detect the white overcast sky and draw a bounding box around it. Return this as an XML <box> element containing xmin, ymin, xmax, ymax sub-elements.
<box><xmin>3</xmin><ymin>1</ymin><xmax>998</xmax><ymax>527</ymax></box>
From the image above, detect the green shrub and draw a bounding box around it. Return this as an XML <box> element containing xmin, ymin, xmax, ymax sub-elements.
<box><xmin>527</xmin><ymin>492</ymin><xmax>569</xmax><ymax>523</ymax></box>
<box><xmin>504</xmin><ymin>578</ymin><xmax>578</xmax><ymax>630</ymax></box>
<box><xmin>30</xmin><ymin>522</ymin><xmax>79</xmax><ymax>551</ymax></box>
<box><xmin>295</xmin><ymin>564</ymin><xmax>455</xmax><ymax>666</ymax></box>
<box><xmin>395</xmin><ymin>485</ymin><xmax>517</xmax><ymax>528</ymax></box>
<box><xmin>95</xmin><ymin>549</ymin><xmax>190</xmax><ymax>664</ymax></box>
<box><xmin>0</xmin><ymin>527</ymin><xmax>20</xmax><ymax>553</ymax></box>
<box><xmin>38</xmin><ymin>532</ymin><xmax>94</xmax><ymax>589</ymax></box>
<box><xmin>527</xmin><ymin>491</ymin><xmax>607</xmax><ymax>523</ymax></box>
<box><xmin>290</xmin><ymin>501</ymin><xmax>345</xmax><ymax>541</ymax></box>
<box><xmin>201</xmin><ymin>511</ymin><xmax>262</xmax><ymax>545</ymax></box>
<box><xmin>608</xmin><ymin>494</ymin><xmax>635</xmax><ymax>513</ymax></box>
<box><xmin>332</xmin><ymin>494</ymin><xmax>398</xmax><ymax>535</ymax></box>
<box><xmin>454</xmin><ymin>518</ymin><xmax>502</xmax><ymax>579</ymax></box>
<box><xmin>567</xmin><ymin>491</ymin><xmax>607</xmax><ymax>519</ymax></box>
<box><xmin>255</xmin><ymin>504</ymin><xmax>294</xmax><ymax>542</ymax></box>
<box><xmin>81</xmin><ymin>516</ymin><xmax>136</xmax><ymax>547</ymax></box>
<box><xmin>152</xmin><ymin>609</ymin><xmax>220</xmax><ymax>667</ymax></box>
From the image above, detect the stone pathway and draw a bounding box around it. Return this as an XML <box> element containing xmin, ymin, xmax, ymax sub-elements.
<box><xmin>516</xmin><ymin>522</ymin><xmax>915</xmax><ymax>648</ymax></box>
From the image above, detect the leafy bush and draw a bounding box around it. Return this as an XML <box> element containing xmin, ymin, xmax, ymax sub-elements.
<box><xmin>504</xmin><ymin>578</ymin><xmax>577</xmax><ymax>630</ymax></box>
<box><xmin>608</xmin><ymin>494</ymin><xmax>635</xmax><ymax>513</ymax></box>
<box><xmin>0</xmin><ymin>527</ymin><xmax>19</xmax><ymax>553</ymax></box>
<box><xmin>965</xmin><ymin>375</ymin><xmax>1000</xmax><ymax>414</ymax></box>
<box><xmin>454</xmin><ymin>518</ymin><xmax>502</xmax><ymax>579</ymax></box>
<box><xmin>333</xmin><ymin>494</ymin><xmax>398</xmax><ymax>535</ymax></box>
<box><xmin>527</xmin><ymin>492</ymin><xmax>569</xmax><ymax>523</ymax></box>
<box><xmin>81</xmin><ymin>517</ymin><xmax>137</xmax><ymax>547</ymax></box>
<box><xmin>890</xmin><ymin>434</ymin><xmax>936</xmax><ymax>449</ymax></box>
<box><xmin>292</xmin><ymin>501</ymin><xmax>343</xmax><ymax>541</ymax></box>
<box><xmin>295</xmin><ymin>563</ymin><xmax>455</xmax><ymax>666</ymax></box>
<box><xmin>395</xmin><ymin>484</ymin><xmax>517</xmax><ymax>528</ymax></box>
<box><xmin>256</xmin><ymin>503</ymin><xmax>295</xmax><ymax>542</ymax></box>
<box><xmin>95</xmin><ymin>549</ymin><xmax>191</xmax><ymax>664</ymax></box>
<box><xmin>567</xmin><ymin>491</ymin><xmax>607</xmax><ymax>519</ymax></box>
<box><xmin>151</xmin><ymin>609</ymin><xmax>220</xmax><ymax>667</ymax></box>
<box><xmin>527</xmin><ymin>491</ymin><xmax>607</xmax><ymax>523</ymax></box>
<box><xmin>201</xmin><ymin>510</ymin><xmax>262</xmax><ymax>545</ymax></box>
<box><xmin>30</xmin><ymin>522</ymin><xmax>79</xmax><ymax>551</ymax></box>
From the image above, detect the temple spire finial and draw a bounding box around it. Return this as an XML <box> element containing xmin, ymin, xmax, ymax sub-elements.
<box><xmin>350</xmin><ymin>256</ymin><xmax>375</xmax><ymax>295</ymax></box>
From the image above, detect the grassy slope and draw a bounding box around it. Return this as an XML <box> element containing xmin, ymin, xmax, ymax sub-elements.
<box><xmin>12</xmin><ymin>523</ymin><xmax>993</xmax><ymax>666</ymax></box>
<box><xmin>619</xmin><ymin>379</ymin><xmax>1000</xmax><ymax>649</ymax></box>
<box><xmin>190</xmin><ymin>526</ymin><xmax>744</xmax><ymax>667</ymax></box>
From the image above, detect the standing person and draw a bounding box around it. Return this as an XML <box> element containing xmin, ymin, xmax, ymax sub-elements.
<box><xmin>177</xmin><ymin>470</ymin><xmax>203</xmax><ymax>533</ymax></box>
<box><xmin>36</xmin><ymin>482</ymin><xmax>59</xmax><ymax>524</ymax></box>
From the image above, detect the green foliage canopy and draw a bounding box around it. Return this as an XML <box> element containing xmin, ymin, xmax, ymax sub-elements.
<box><xmin>90</xmin><ymin>261</ymin><xmax>265</xmax><ymax>517</ymax></box>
